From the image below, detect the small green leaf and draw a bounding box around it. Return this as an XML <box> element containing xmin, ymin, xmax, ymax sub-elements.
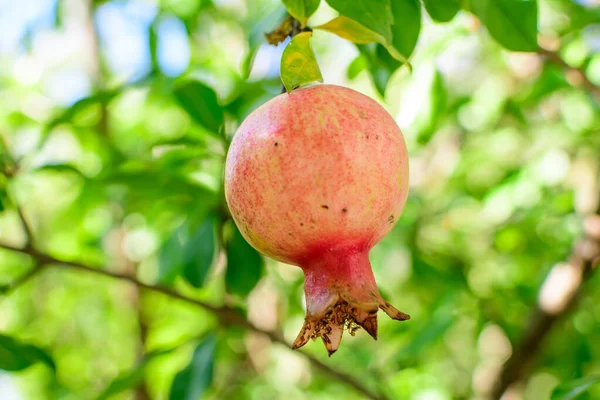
<box><xmin>346</xmin><ymin>55</ymin><xmax>367</xmax><ymax>80</ymax></box>
<box><xmin>173</xmin><ymin>81</ymin><xmax>224</xmax><ymax>134</ymax></box>
<box><xmin>0</xmin><ymin>334</ymin><xmax>56</xmax><ymax>372</ymax></box>
<box><xmin>390</xmin><ymin>0</ymin><xmax>421</xmax><ymax>60</ymax></box>
<box><xmin>325</xmin><ymin>0</ymin><xmax>393</xmax><ymax>44</ymax></box>
<box><xmin>97</xmin><ymin>349</ymin><xmax>174</xmax><ymax>400</ymax></box>
<box><xmin>280</xmin><ymin>32</ymin><xmax>323</xmax><ymax>92</ymax></box>
<box><xmin>423</xmin><ymin>0</ymin><xmax>461</xmax><ymax>22</ymax></box>
<box><xmin>282</xmin><ymin>0</ymin><xmax>320</xmax><ymax>25</ymax></box>
<box><xmin>357</xmin><ymin>43</ymin><xmax>401</xmax><ymax>96</ymax></box>
<box><xmin>159</xmin><ymin>215</ymin><xmax>217</xmax><ymax>288</ymax></box>
<box><xmin>412</xmin><ymin>66</ymin><xmax>447</xmax><ymax>144</ymax></box>
<box><xmin>315</xmin><ymin>16</ymin><xmax>385</xmax><ymax>44</ymax></box>
<box><xmin>169</xmin><ymin>335</ymin><xmax>217</xmax><ymax>400</ymax></box>
<box><xmin>226</xmin><ymin>225</ymin><xmax>264</xmax><ymax>296</ymax></box>
<box><xmin>183</xmin><ymin>217</ymin><xmax>217</xmax><ymax>288</ymax></box>
<box><xmin>471</xmin><ymin>0</ymin><xmax>538</xmax><ymax>52</ymax></box>
<box><xmin>551</xmin><ymin>375</ymin><xmax>600</xmax><ymax>400</ymax></box>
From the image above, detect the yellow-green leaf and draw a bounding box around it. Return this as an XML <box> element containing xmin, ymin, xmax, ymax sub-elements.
<box><xmin>315</xmin><ymin>16</ymin><xmax>384</xmax><ymax>44</ymax></box>
<box><xmin>280</xmin><ymin>32</ymin><xmax>323</xmax><ymax>92</ymax></box>
<box><xmin>315</xmin><ymin>16</ymin><xmax>411</xmax><ymax>68</ymax></box>
<box><xmin>282</xmin><ymin>0</ymin><xmax>320</xmax><ymax>25</ymax></box>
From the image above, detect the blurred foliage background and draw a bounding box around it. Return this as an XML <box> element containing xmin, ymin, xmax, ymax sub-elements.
<box><xmin>0</xmin><ymin>0</ymin><xmax>600</xmax><ymax>399</ymax></box>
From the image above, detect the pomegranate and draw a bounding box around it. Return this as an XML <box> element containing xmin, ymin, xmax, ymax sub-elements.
<box><xmin>225</xmin><ymin>84</ymin><xmax>410</xmax><ymax>355</ymax></box>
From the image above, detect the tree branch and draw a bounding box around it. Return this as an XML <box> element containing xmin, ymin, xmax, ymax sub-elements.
<box><xmin>0</xmin><ymin>242</ymin><xmax>388</xmax><ymax>400</ymax></box>
<box><xmin>491</xmin><ymin>211</ymin><xmax>600</xmax><ymax>398</ymax></box>
<box><xmin>0</xmin><ymin>264</ymin><xmax>43</xmax><ymax>299</ymax></box>
<box><xmin>538</xmin><ymin>47</ymin><xmax>600</xmax><ymax>99</ymax></box>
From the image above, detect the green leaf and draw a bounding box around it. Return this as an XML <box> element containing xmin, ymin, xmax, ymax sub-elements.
<box><xmin>470</xmin><ymin>0</ymin><xmax>538</xmax><ymax>52</ymax></box>
<box><xmin>225</xmin><ymin>225</ymin><xmax>264</xmax><ymax>296</ymax></box>
<box><xmin>0</xmin><ymin>334</ymin><xmax>56</xmax><ymax>372</ymax></box>
<box><xmin>357</xmin><ymin>43</ymin><xmax>401</xmax><ymax>96</ymax></box>
<box><xmin>97</xmin><ymin>349</ymin><xmax>174</xmax><ymax>400</ymax></box>
<box><xmin>280</xmin><ymin>32</ymin><xmax>323</xmax><ymax>92</ymax></box>
<box><xmin>551</xmin><ymin>375</ymin><xmax>600</xmax><ymax>400</ymax></box>
<box><xmin>169</xmin><ymin>335</ymin><xmax>217</xmax><ymax>400</ymax></box>
<box><xmin>346</xmin><ymin>55</ymin><xmax>367</xmax><ymax>80</ymax></box>
<box><xmin>159</xmin><ymin>215</ymin><xmax>217</xmax><ymax>288</ymax></box>
<box><xmin>412</xmin><ymin>66</ymin><xmax>447</xmax><ymax>144</ymax></box>
<box><xmin>282</xmin><ymin>0</ymin><xmax>320</xmax><ymax>25</ymax></box>
<box><xmin>315</xmin><ymin>16</ymin><xmax>385</xmax><ymax>44</ymax></box>
<box><xmin>315</xmin><ymin>3</ymin><xmax>414</xmax><ymax>65</ymax></box>
<box><xmin>390</xmin><ymin>0</ymin><xmax>421</xmax><ymax>60</ymax></box>
<box><xmin>173</xmin><ymin>81</ymin><xmax>224</xmax><ymax>134</ymax></box>
<box><xmin>423</xmin><ymin>0</ymin><xmax>461</xmax><ymax>22</ymax></box>
<box><xmin>325</xmin><ymin>0</ymin><xmax>393</xmax><ymax>44</ymax></box>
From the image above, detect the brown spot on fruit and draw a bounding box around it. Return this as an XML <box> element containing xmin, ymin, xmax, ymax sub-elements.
<box><xmin>342</xmin><ymin>208</ymin><xmax>347</xmax><ymax>213</ymax></box>
<box><xmin>321</xmin><ymin>205</ymin><xmax>329</xmax><ymax>210</ymax></box>
<box><xmin>274</xmin><ymin>142</ymin><xmax>278</xmax><ymax>147</ymax></box>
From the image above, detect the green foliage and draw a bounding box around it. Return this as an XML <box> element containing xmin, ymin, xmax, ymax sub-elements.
<box><xmin>423</xmin><ymin>0</ymin><xmax>461</xmax><ymax>22</ymax></box>
<box><xmin>225</xmin><ymin>224</ymin><xmax>264</xmax><ymax>296</ymax></box>
<box><xmin>470</xmin><ymin>0</ymin><xmax>538</xmax><ymax>51</ymax></box>
<box><xmin>325</xmin><ymin>0</ymin><xmax>394</xmax><ymax>44</ymax></box>
<box><xmin>169</xmin><ymin>335</ymin><xmax>217</xmax><ymax>400</ymax></box>
<box><xmin>159</xmin><ymin>214</ymin><xmax>218</xmax><ymax>288</ymax></box>
<box><xmin>97</xmin><ymin>349</ymin><xmax>174</xmax><ymax>400</ymax></box>
<box><xmin>0</xmin><ymin>334</ymin><xmax>56</xmax><ymax>372</ymax></box>
<box><xmin>551</xmin><ymin>375</ymin><xmax>600</xmax><ymax>400</ymax></box>
<box><xmin>282</xmin><ymin>0</ymin><xmax>320</xmax><ymax>25</ymax></box>
<box><xmin>173</xmin><ymin>81</ymin><xmax>224</xmax><ymax>134</ymax></box>
<box><xmin>280</xmin><ymin>32</ymin><xmax>323</xmax><ymax>92</ymax></box>
<box><xmin>315</xmin><ymin>16</ymin><xmax>385</xmax><ymax>44</ymax></box>
<box><xmin>389</xmin><ymin>0</ymin><xmax>421</xmax><ymax>60</ymax></box>
<box><xmin>1</xmin><ymin>0</ymin><xmax>600</xmax><ymax>399</ymax></box>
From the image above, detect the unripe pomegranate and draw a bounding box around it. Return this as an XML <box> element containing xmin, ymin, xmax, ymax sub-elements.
<box><xmin>225</xmin><ymin>84</ymin><xmax>410</xmax><ymax>355</ymax></box>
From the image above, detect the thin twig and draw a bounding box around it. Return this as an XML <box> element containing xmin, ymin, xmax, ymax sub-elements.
<box><xmin>1</xmin><ymin>137</ymin><xmax>34</xmax><ymax>247</ymax></box>
<box><xmin>538</xmin><ymin>47</ymin><xmax>600</xmax><ymax>99</ymax></box>
<box><xmin>0</xmin><ymin>242</ymin><xmax>388</xmax><ymax>400</ymax></box>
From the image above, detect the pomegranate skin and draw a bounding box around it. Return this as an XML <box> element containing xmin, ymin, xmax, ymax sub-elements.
<box><xmin>225</xmin><ymin>84</ymin><xmax>410</xmax><ymax>354</ymax></box>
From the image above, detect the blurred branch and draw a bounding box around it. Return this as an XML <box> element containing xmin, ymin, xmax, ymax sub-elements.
<box><xmin>491</xmin><ymin>210</ymin><xmax>600</xmax><ymax>398</ymax></box>
<box><xmin>0</xmin><ymin>264</ymin><xmax>43</xmax><ymax>298</ymax></box>
<box><xmin>1</xmin><ymin>137</ymin><xmax>34</xmax><ymax>248</ymax></box>
<box><xmin>0</xmin><ymin>242</ymin><xmax>388</xmax><ymax>400</ymax></box>
<box><xmin>538</xmin><ymin>47</ymin><xmax>600</xmax><ymax>99</ymax></box>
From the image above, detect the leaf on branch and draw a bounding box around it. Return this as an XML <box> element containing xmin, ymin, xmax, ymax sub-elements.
<box><xmin>225</xmin><ymin>224</ymin><xmax>264</xmax><ymax>296</ymax></box>
<box><xmin>551</xmin><ymin>375</ymin><xmax>600</xmax><ymax>400</ymax></box>
<box><xmin>282</xmin><ymin>0</ymin><xmax>320</xmax><ymax>26</ymax></box>
<box><xmin>169</xmin><ymin>335</ymin><xmax>217</xmax><ymax>400</ymax></box>
<box><xmin>280</xmin><ymin>32</ymin><xmax>323</xmax><ymax>92</ymax></box>
<box><xmin>173</xmin><ymin>81</ymin><xmax>224</xmax><ymax>134</ymax></box>
<box><xmin>325</xmin><ymin>0</ymin><xmax>393</xmax><ymax>44</ymax></box>
<box><xmin>158</xmin><ymin>214</ymin><xmax>218</xmax><ymax>288</ymax></box>
<box><xmin>423</xmin><ymin>0</ymin><xmax>461</xmax><ymax>22</ymax></box>
<box><xmin>390</xmin><ymin>0</ymin><xmax>421</xmax><ymax>61</ymax></box>
<box><xmin>0</xmin><ymin>334</ymin><xmax>56</xmax><ymax>372</ymax></box>
<box><xmin>471</xmin><ymin>0</ymin><xmax>538</xmax><ymax>52</ymax></box>
<box><xmin>315</xmin><ymin>16</ymin><xmax>384</xmax><ymax>44</ymax></box>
